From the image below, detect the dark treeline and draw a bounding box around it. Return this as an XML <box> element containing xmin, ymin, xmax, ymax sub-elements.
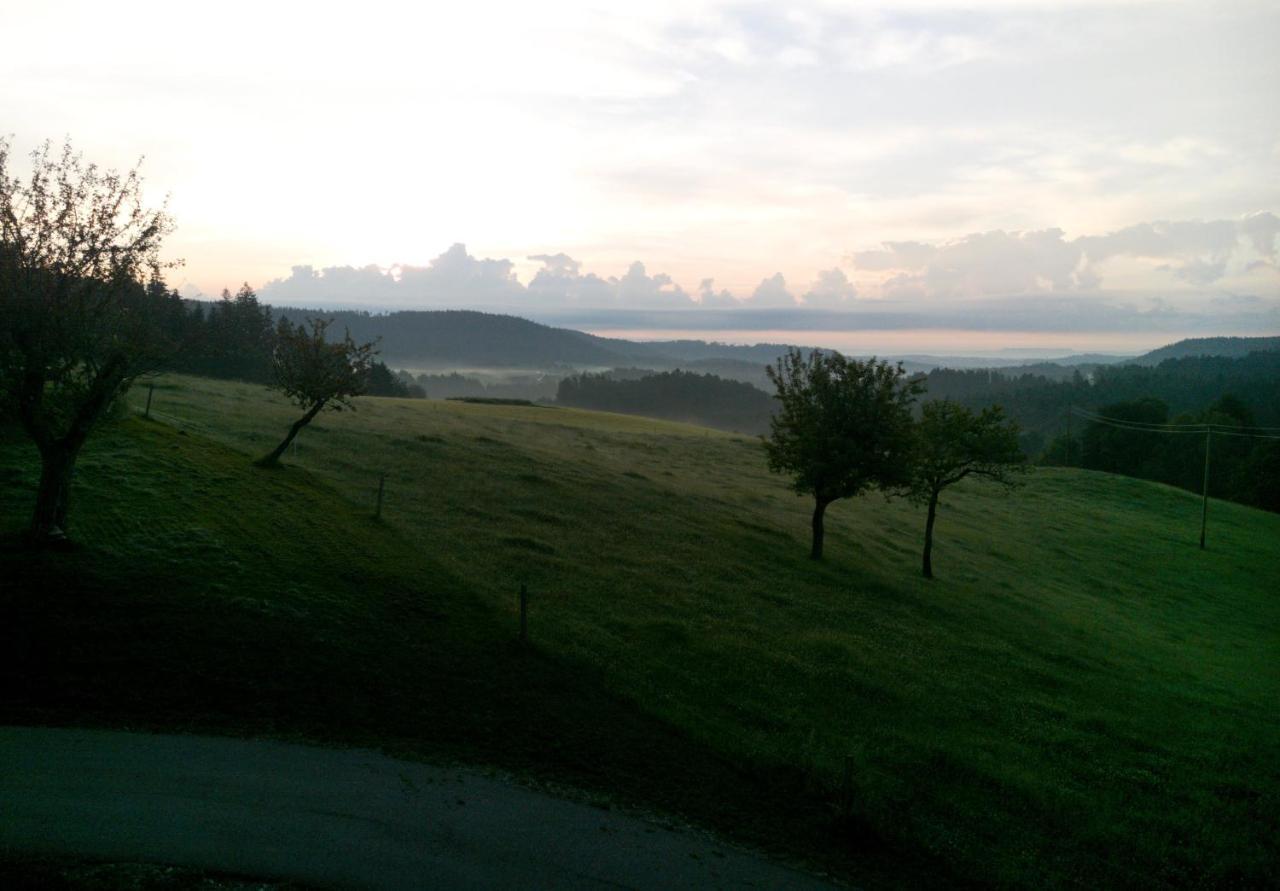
<box><xmin>413</xmin><ymin>371</ymin><xmax>560</xmax><ymax>401</ymax></box>
<box><xmin>923</xmin><ymin>353</ymin><xmax>1280</xmax><ymax>511</ymax></box>
<box><xmin>557</xmin><ymin>369</ymin><xmax>776</xmax><ymax>434</ymax></box>
<box><xmin>923</xmin><ymin>351</ymin><xmax>1280</xmax><ymax>455</ymax></box>
<box><xmin>1046</xmin><ymin>396</ymin><xmax>1280</xmax><ymax>512</ymax></box>
<box><xmin>553</xmin><ymin>354</ymin><xmax>1280</xmax><ymax>509</ymax></box>
<box><xmin>159</xmin><ymin>287</ymin><xmax>422</xmax><ymax>398</ymax></box>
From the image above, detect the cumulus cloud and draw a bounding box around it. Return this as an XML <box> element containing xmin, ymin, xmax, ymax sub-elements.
<box><xmin>853</xmin><ymin>228</ymin><xmax>1082</xmax><ymax>297</ymax></box>
<box><xmin>527</xmin><ymin>255</ymin><xmax>692</xmax><ymax>307</ymax></box>
<box><xmin>747</xmin><ymin>272</ymin><xmax>796</xmax><ymax>307</ymax></box>
<box><xmin>261</xmin><ymin>244</ymin><xmax>522</xmax><ymax>306</ymax></box>
<box><xmin>615</xmin><ymin>261</ymin><xmax>692</xmax><ymax>307</ymax></box>
<box><xmin>696</xmin><ymin>277</ymin><xmax>739</xmax><ymax>307</ymax></box>
<box><xmin>801</xmin><ymin>267</ymin><xmax>857</xmax><ymax>306</ymax></box>
<box><xmin>256</xmin><ymin>213</ymin><xmax>1277</xmax><ymax>319</ymax></box>
<box><xmin>1239</xmin><ymin>211</ymin><xmax>1280</xmax><ymax>261</ymax></box>
<box><xmin>852</xmin><ymin>215</ymin><xmax>1280</xmax><ymax>298</ymax></box>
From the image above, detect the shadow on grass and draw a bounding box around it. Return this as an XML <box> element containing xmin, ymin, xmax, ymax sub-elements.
<box><xmin>0</xmin><ymin>532</ymin><xmax>956</xmax><ymax>889</ymax></box>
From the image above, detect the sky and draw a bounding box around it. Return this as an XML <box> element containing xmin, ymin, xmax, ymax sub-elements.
<box><xmin>3</xmin><ymin>0</ymin><xmax>1278</xmax><ymax>354</ymax></box>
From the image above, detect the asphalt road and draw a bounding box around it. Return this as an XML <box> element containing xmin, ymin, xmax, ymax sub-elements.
<box><xmin>0</xmin><ymin>726</ymin><xmax>840</xmax><ymax>890</ymax></box>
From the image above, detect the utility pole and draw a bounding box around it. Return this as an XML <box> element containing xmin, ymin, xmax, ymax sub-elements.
<box><xmin>1199</xmin><ymin>427</ymin><xmax>1212</xmax><ymax>550</ymax></box>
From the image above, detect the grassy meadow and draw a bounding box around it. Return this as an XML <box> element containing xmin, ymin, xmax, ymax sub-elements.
<box><xmin>3</xmin><ymin>373</ymin><xmax>1278</xmax><ymax>888</ymax></box>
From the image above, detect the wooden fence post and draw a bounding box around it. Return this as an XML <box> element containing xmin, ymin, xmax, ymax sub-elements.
<box><xmin>144</xmin><ymin>383</ymin><xmax>155</xmax><ymax>419</ymax></box>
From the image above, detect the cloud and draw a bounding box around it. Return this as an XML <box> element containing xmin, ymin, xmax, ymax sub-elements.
<box><xmin>615</xmin><ymin>261</ymin><xmax>693</xmax><ymax>307</ymax></box>
<box><xmin>853</xmin><ymin>215</ymin><xmax>1280</xmax><ymax>298</ymax></box>
<box><xmin>747</xmin><ymin>272</ymin><xmax>796</xmax><ymax>307</ymax></box>
<box><xmin>260</xmin><ymin>244</ymin><xmax>522</xmax><ymax>306</ymax></box>
<box><xmin>527</xmin><ymin>255</ymin><xmax>692</xmax><ymax>307</ymax></box>
<box><xmin>398</xmin><ymin>243</ymin><xmax>523</xmax><ymax>303</ymax></box>
<box><xmin>1239</xmin><ymin>212</ymin><xmax>1280</xmax><ymax>260</ymax></box>
<box><xmin>853</xmin><ymin>228</ymin><xmax>1083</xmax><ymax>297</ymax></box>
<box><xmin>527</xmin><ymin>252</ymin><xmax>581</xmax><ymax>276</ymax></box>
<box><xmin>801</xmin><ymin>267</ymin><xmax>857</xmax><ymax>306</ymax></box>
<box><xmin>696</xmin><ymin>277</ymin><xmax>739</xmax><ymax>307</ymax></box>
<box><xmin>254</xmin><ymin>213</ymin><xmax>1278</xmax><ymax>323</ymax></box>
<box><xmin>527</xmin><ymin>253</ymin><xmax>615</xmax><ymax>305</ymax></box>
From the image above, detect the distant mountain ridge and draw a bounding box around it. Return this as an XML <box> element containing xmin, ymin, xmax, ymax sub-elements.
<box><xmin>260</xmin><ymin>305</ymin><xmax>1279</xmax><ymax>375</ymax></box>
<box><xmin>269</xmin><ymin>307</ymin><xmax>819</xmax><ymax>369</ymax></box>
<box><xmin>1133</xmin><ymin>336</ymin><xmax>1280</xmax><ymax>365</ymax></box>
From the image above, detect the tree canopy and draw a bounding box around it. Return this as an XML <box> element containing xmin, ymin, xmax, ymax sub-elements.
<box><xmin>908</xmin><ymin>401</ymin><xmax>1025</xmax><ymax>578</ymax></box>
<box><xmin>0</xmin><ymin>137</ymin><xmax>178</xmax><ymax>543</ymax></box>
<box><xmin>257</xmin><ymin>317</ymin><xmax>376</xmax><ymax>467</ymax></box>
<box><xmin>764</xmin><ymin>348</ymin><xmax>921</xmax><ymax>559</ymax></box>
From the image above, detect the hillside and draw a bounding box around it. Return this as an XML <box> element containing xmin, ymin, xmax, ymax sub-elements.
<box><xmin>1134</xmin><ymin>335</ymin><xmax>1280</xmax><ymax>365</ymax></box>
<box><xmin>272</xmin><ymin>308</ymin><xmax>634</xmax><ymax>367</ymax></box>
<box><xmin>3</xmin><ymin>376</ymin><xmax>1278</xmax><ymax>888</ymax></box>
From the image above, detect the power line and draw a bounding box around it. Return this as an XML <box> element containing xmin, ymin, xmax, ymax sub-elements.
<box><xmin>1072</xmin><ymin>406</ymin><xmax>1280</xmax><ymax>431</ymax></box>
<box><xmin>1068</xmin><ymin>406</ymin><xmax>1280</xmax><ymax>550</ymax></box>
<box><xmin>1070</xmin><ymin>407</ymin><xmax>1280</xmax><ymax>439</ymax></box>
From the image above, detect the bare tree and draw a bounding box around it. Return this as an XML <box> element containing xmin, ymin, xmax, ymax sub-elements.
<box><xmin>0</xmin><ymin>138</ymin><xmax>178</xmax><ymax>545</ymax></box>
<box><xmin>765</xmin><ymin>348</ymin><xmax>921</xmax><ymax>559</ymax></box>
<box><xmin>257</xmin><ymin>317</ymin><xmax>376</xmax><ymax>467</ymax></box>
<box><xmin>908</xmin><ymin>401</ymin><xmax>1026</xmax><ymax>579</ymax></box>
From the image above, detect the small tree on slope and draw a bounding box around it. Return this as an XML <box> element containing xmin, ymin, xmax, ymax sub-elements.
<box><xmin>764</xmin><ymin>348</ymin><xmax>921</xmax><ymax>560</ymax></box>
<box><xmin>0</xmin><ymin>138</ymin><xmax>178</xmax><ymax>545</ymax></box>
<box><xmin>257</xmin><ymin>317</ymin><xmax>375</xmax><ymax>467</ymax></box>
<box><xmin>908</xmin><ymin>400</ymin><xmax>1025</xmax><ymax>579</ymax></box>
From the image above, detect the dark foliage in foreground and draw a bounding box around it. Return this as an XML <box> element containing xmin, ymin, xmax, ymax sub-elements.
<box><xmin>765</xmin><ymin>349</ymin><xmax>921</xmax><ymax>559</ymax></box>
<box><xmin>0</xmin><ymin>137</ymin><xmax>177</xmax><ymax>543</ymax></box>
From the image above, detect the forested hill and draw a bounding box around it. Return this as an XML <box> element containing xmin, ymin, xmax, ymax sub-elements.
<box><xmin>272</xmin><ymin>309</ymin><xmax>635</xmax><ymax>367</ymax></box>
<box><xmin>264</xmin><ymin>307</ymin><xmax>823</xmax><ymax>369</ymax></box>
<box><xmin>1133</xmin><ymin>335</ymin><xmax>1280</xmax><ymax>365</ymax></box>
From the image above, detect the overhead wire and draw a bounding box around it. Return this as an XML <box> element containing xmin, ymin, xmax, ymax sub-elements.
<box><xmin>1070</xmin><ymin>407</ymin><xmax>1280</xmax><ymax>439</ymax></box>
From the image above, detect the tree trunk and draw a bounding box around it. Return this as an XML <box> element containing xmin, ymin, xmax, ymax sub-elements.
<box><xmin>810</xmin><ymin>497</ymin><xmax>830</xmax><ymax>560</ymax></box>
<box><xmin>30</xmin><ymin>443</ymin><xmax>78</xmax><ymax>545</ymax></box>
<box><xmin>258</xmin><ymin>400</ymin><xmax>326</xmax><ymax>467</ymax></box>
<box><xmin>922</xmin><ymin>489</ymin><xmax>939</xmax><ymax>579</ymax></box>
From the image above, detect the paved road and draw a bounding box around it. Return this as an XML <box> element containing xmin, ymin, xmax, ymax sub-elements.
<box><xmin>0</xmin><ymin>727</ymin><xmax>840</xmax><ymax>890</ymax></box>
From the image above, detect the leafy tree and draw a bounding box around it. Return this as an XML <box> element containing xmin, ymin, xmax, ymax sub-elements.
<box><xmin>257</xmin><ymin>317</ymin><xmax>376</xmax><ymax>467</ymax></box>
<box><xmin>366</xmin><ymin>361</ymin><xmax>424</xmax><ymax>398</ymax></box>
<box><xmin>907</xmin><ymin>401</ymin><xmax>1026</xmax><ymax>579</ymax></box>
<box><xmin>764</xmin><ymin>348</ymin><xmax>921</xmax><ymax>559</ymax></box>
<box><xmin>0</xmin><ymin>138</ymin><xmax>178</xmax><ymax>544</ymax></box>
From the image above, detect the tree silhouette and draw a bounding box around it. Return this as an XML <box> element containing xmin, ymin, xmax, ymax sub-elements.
<box><xmin>908</xmin><ymin>401</ymin><xmax>1025</xmax><ymax>579</ymax></box>
<box><xmin>257</xmin><ymin>317</ymin><xmax>376</xmax><ymax>467</ymax></box>
<box><xmin>0</xmin><ymin>138</ymin><xmax>178</xmax><ymax>545</ymax></box>
<box><xmin>765</xmin><ymin>348</ymin><xmax>921</xmax><ymax>559</ymax></box>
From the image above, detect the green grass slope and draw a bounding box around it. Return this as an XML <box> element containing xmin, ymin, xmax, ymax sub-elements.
<box><xmin>4</xmin><ymin>373</ymin><xmax>1278</xmax><ymax>888</ymax></box>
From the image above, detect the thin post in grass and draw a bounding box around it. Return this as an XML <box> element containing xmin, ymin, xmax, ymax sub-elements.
<box><xmin>144</xmin><ymin>383</ymin><xmax>155</xmax><ymax>419</ymax></box>
<box><xmin>375</xmin><ymin>472</ymin><xmax>386</xmax><ymax>520</ymax></box>
<box><xmin>519</xmin><ymin>582</ymin><xmax>528</xmax><ymax>643</ymax></box>
<box><xmin>1199</xmin><ymin>428</ymin><xmax>1212</xmax><ymax>550</ymax></box>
